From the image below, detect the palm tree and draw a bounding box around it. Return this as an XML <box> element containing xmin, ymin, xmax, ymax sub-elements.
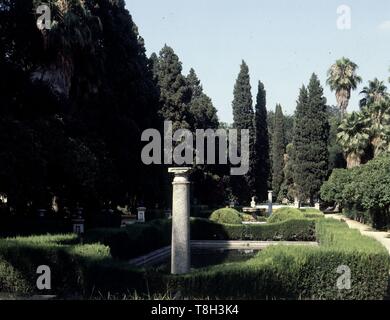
<box><xmin>359</xmin><ymin>78</ymin><xmax>388</xmax><ymax>108</ymax></box>
<box><xmin>337</xmin><ymin>112</ymin><xmax>370</xmax><ymax>169</ymax></box>
<box><xmin>327</xmin><ymin>57</ymin><xmax>362</xmax><ymax>117</ymax></box>
<box><xmin>31</xmin><ymin>0</ymin><xmax>102</xmax><ymax>98</ymax></box>
<box><xmin>362</xmin><ymin>100</ymin><xmax>390</xmax><ymax>157</ymax></box>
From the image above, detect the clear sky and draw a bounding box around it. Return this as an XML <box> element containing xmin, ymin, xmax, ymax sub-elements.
<box><xmin>126</xmin><ymin>0</ymin><xmax>390</xmax><ymax>123</ymax></box>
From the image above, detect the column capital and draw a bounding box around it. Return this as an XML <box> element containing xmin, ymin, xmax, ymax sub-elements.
<box><xmin>169</xmin><ymin>167</ymin><xmax>192</xmax><ymax>184</ymax></box>
<box><xmin>168</xmin><ymin>167</ymin><xmax>192</xmax><ymax>176</ymax></box>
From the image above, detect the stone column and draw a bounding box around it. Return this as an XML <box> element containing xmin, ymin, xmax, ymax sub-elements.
<box><xmin>268</xmin><ymin>191</ymin><xmax>273</xmax><ymax>216</ymax></box>
<box><xmin>168</xmin><ymin>167</ymin><xmax>192</xmax><ymax>275</ymax></box>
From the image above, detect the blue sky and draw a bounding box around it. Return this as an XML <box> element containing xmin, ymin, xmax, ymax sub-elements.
<box><xmin>126</xmin><ymin>0</ymin><xmax>390</xmax><ymax>123</ymax></box>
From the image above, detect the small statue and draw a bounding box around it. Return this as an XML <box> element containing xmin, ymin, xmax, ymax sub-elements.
<box><xmin>251</xmin><ymin>196</ymin><xmax>256</xmax><ymax>208</ymax></box>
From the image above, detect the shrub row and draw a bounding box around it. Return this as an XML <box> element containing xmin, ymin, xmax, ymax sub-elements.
<box><xmin>191</xmin><ymin>218</ymin><xmax>316</xmax><ymax>242</ymax></box>
<box><xmin>169</xmin><ymin>219</ymin><xmax>389</xmax><ymax>300</ymax></box>
<box><xmin>0</xmin><ymin>234</ymin><xmax>154</xmax><ymax>296</ymax></box>
<box><xmin>85</xmin><ymin>218</ymin><xmax>316</xmax><ymax>260</ymax></box>
<box><xmin>84</xmin><ymin>220</ymin><xmax>171</xmax><ymax>260</ymax></box>
<box><xmin>1</xmin><ymin>218</ymin><xmax>388</xmax><ymax>299</ymax></box>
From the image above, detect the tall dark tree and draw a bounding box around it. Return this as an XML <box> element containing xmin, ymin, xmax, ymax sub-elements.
<box><xmin>279</xmin><ymin>143</ymin><xmax>295</xmax><ymax>202</ymax></box>
<box><xmin>185</xmin><ymin>68</ymin><xmax>222</xmax><ymax>207</ymax></box>
<box><xmin>293</xmin><ymin>74</ymin><xmax>330</xmax><ymax>203</ymax></box>
<box><xmin>186</xmin><ymin>68</ymin><xmax>219</xmax><ymax>129</ymax></box>
<box><xmin>148</xmin><ymin>52</ymin><xmax>160</xmax><ymax>83</ymax></box>
<box><xmin>253</xmin><ymin>81</ymin><xmax>270</xmax><ymax>201</ymax></box>
<box><xmin>155</xmin><ymin>45</ymin><xmax>192</xmax><ymax>131</ymax></box>
<box><xmin>0</xmin><ymin>0</ymin><xmax>164</xmax><ymax>217</ymax></box>
<box><xmin>271</xmin><ymin>104</ymin><xmax>285</xmax><ymax>199</ymax></box>
<box><xmin>231</xmin><ymin>61</ymin><xmax>255</xmax><ymax>204</ymax></box>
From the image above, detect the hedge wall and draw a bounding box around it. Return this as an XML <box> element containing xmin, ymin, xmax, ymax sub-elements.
<box><xmin>169</xmin><ymin>219</ymin><xmax>390</xmax><ymax>300</ymax></box>
<box><xmin>0</xmin><ymin>234</ymin><xmax>151</xmax><ymax>296</ymax></box>
<box><xmin>0</xmin><ymin>218</ymin><xmax>389</xmax><ymax>299</ymax></box>
<box><xmin>85</xmin><ymin>218</ymin><xmax>316</xmax><ymax>260</ymax></box>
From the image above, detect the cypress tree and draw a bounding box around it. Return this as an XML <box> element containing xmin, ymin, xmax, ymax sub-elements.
<box><xmin>186</xmin><ymin>68</ymin><xmax>219</xmax><ymax>129</ymax></box>
<box><xmin>232</xmin><ymin>61</ymin><xmax>254</xmax><ymax>130</ymax></box>
<box><xmin>272</xmin><ymin>104</ymin><xmax>285</xmax><ymax>199</ymax></box>
<box><xmin>185</xmin><ymin>68</ymin><xmax>221</xmax><ymax>207</ymax></box>
<box><xmin>293</xmin><ymin>74</ymin><xmax>330</xmax><ymax>203</ymax></box>
<box><xmin>156</xmin><ymin>45</ymin><xmax>193</xmax><ymax>130</ymax></box>
<box><xmin>231</xmin><ymin>61</ymin><xmax>255</xmax><ymax>204</ymax></box>
<box><xmin>148</xmin><ymin>52</ymin><xmax>160</xmax><ymax>83</ymax></box>
<box><xmin>279</xmin><ymin>143</ymin><xmax>295</xmax><ymax>202</ymax></box>
<box><xmin>254</xmin><ymin>81</ymin><xmax>270</xmax><ymax>201</ymax></box>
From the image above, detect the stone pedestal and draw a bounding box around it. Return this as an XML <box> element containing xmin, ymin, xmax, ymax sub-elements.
<box><xmin>315</xmin><ymin>202</ymin><xmax>320</xmax><ymax>211</ymax></box>
<box><xmin>137</xmin><ymin>207</ymin><xmax>146</xmax><ymax>223</ymax></box>
<box><xmin>72</xmin><ymin>208</ymin><xmax>84</xmax><ymax>235</ymax></box>
<box><xmin>169</xmin><ymin>167</ymin><xmax>192</xmax><ymax>275</ymax></box>
<box><xmin>268</xmin><ymin>191</ymin><xmax>273</xmax><ymax>216</ymax></box>
<box><xmin>294</xmin><ymin>197</ymin><xmax>301</xmax><ymax>209</ymax></box>
<box><xmin>38</xmin><ymin>209</ymin><xmax>46</xmax><ymax>218</ymax></box>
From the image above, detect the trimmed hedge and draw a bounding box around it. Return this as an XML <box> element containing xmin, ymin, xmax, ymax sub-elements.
<box><xmin>268</xmin><ymin>207</ymin><xmax>304</xmax><ymax>223</ymax></box>
<box><xmin>209</xmin><ymin>208</ymin><xmax>242</xmax><ymax>225</ymax></box>
<box><xmin>191</xmin><ymin>218</ymin><xmax>316</xmax><ymax>242</ymax></box>
<box><xmin>84</xmin><ymin>221</ymin><xmax>171</xmax><ymax>260</ymax></box>
<box><xmin>300</xmin><ymin>208</ymin><xmax>325</xmax><ymax>219</ymax></box>
<box><xmin>85</xmin><ymin>218</ymin><xmax>316</xmax><ymax>260</ymax></box>
<box><xmin>1</xmin><ymin>218</ymin><xmax>389</xmax><ymax>300</ymax></box>
<box><xmin>170</xmin><ymin>219</ymin><xmax>390</xmax><ymax>300</ymax></box>
<box><xmin>0</xmin><ymin>234</ymin><xmax>154</xmax><ymax>296</ymax></box>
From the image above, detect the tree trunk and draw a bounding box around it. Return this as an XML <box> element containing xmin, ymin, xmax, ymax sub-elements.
<box><xmin>31</xmin><ymin>54</ymin><xmax>74</xmax><ymax>98</ymax></box>
<box><xmin>346</xmin><ymin>152</ymin><xmax>361</xmax><ymax>169</ymax></box>
<box><xmin>337</xmin><ymin>88</ymin><xmax>350</xmax><ymax>118</ymax></box>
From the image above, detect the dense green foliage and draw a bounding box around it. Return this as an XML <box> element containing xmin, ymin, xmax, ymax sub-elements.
<box><xmin>0</xmin><ymin>0</ymin><xmax>165</xmax><ymax>214</ymax></box>
<box><xmin>152</xmin><ymin>45</ymin><xmax>192</xmax><ymax>131</ymax></box>
<box><xmin>253</xmin><ymin>81</ymin><xmax>270</xmax><ymax>201</ymax></box>
<box><xmin>279</xmin><ymin>143</ymin><xmax>295</xmax><ymax>201</ymax></box>
<box><xmin>192</xmin><ymin>218</ymin><xmax>316</xmax><ymax>242</ymax></box>
<box><xmin>85</xmin><ymin>218</ymin><xmax>315</xmax><ymax>260</ymax></box>
<box><xmin>335</xmin><ymin>79</ymin><xmax>389</xmax><ymax>169</ymax></box>
<box><xmin>0</xmin><ymin>234</ymin><xmax>148</xmax><ymax>296</ymax></box>
<box><xmin>328</xmin><ymin>107</ymin><xmax>347</xmax><ymax>171</ymax></box>
<box><xmin>299</xmin><ymin>208</ymin><xmax>325</xmax><ymax>219</ymax></box>
<box><xmin>231</xmin><ymin>61</ymin><xmax>256</xmax><ymax>204</ymax></box>
<box><xmin>268</xmin><ymin>207</ymin><xmax>304</xmax><ymax>223</ymax></box>
<box><xmin>2</xmin><ymin>218</ymin><xmax>388</xmax><ymax>300</ymax></box>
<box><xmin>171</xmin><ymin>219</ymin><xmax>389</xmax><ymax>300</ymax></box>
<box><xmin>321</xmin><ymin>154</ymin><xmax>390</xmax><ymax>228</ymax></box>
<box><xmin>271</xmin><ymin>104</ymin><xmax>286</xmax><ymax>199</ymax></box>
<box><xmin>186</xmin><ymin>68</ymin><xmax>219</xmax><ymax>130</ymax></box>
<box><xmin>292</xmin><ymin>74</ymin><xmax>330</xmax><ymax>203</ymax></box>
<box><xmin>85</xmin><ymin>221</ymin><xmax>171</xmax><ymax>260</ymax></box>
<box><xmin>209</xmin><ymin>208</ymin><xmax>242</xmax><ymax>225</ymax></box>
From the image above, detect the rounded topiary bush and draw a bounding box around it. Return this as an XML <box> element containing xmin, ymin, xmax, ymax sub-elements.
<box><xmin>209</xmin><ymin>208</ymin><xmax>242</xmax><ymax>225</ymax></box>
<box><xmin>268</xmin><ymin>207</ymin><xmax>304</xmax><ymax>223</ymax></box>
